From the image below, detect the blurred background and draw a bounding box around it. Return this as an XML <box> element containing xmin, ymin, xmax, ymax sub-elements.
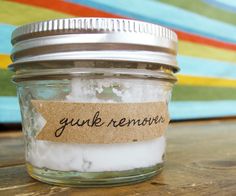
<box><xmin>1</xmin><ymin>0</ymin><xmax>236</xmax><ymax>123</ymax></box>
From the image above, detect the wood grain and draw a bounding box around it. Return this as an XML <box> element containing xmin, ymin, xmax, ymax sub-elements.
<box><xmin>0</xmin><ymin>131</ymin><xmax>24</xmax><ymax>168</ymax></box>
<box><xmin>0</xmin><ymin>120</ymin><xmax>235</xmax><ymax>195</ymax></box>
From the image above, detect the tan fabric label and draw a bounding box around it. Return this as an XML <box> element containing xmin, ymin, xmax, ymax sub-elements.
<box><xmin>32</xmin><ymin>100</ymin><xmax>169</xmax><ymax>144</ymax></box>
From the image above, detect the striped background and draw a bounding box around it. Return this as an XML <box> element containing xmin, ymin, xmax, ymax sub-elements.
<box><xmin>1</xmin><ymin>0</ymin><xmax>236</xmax><ymax>122</ymax></box>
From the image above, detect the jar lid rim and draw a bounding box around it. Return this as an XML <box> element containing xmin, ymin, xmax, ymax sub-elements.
<box><xmin>12</xmin><ymin>17</ymin><xmax>178</xmax><ymax>43</ymax></box>
<box><xmin>10</xmin><ymin>17</ymin><xmax>178</xmax><ymax>71</ymax></box>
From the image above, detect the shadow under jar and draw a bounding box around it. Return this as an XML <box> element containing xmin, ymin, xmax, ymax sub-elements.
<box><xmin>9</xmin><ymin>18</ymin><xmax>179</xmax><ymax>187</ymax></box>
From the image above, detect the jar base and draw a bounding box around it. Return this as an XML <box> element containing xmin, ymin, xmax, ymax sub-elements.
<box><xmin>26</xmin><ymin>162</ymin><xmax>163</xmax><ymax>187</ymax></box>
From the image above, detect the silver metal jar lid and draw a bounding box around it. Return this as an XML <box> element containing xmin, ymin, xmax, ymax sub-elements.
<box><xmin>10</xmin><ymin>17</ymin><xmax>178</xmax><ymax>71</ymax></box>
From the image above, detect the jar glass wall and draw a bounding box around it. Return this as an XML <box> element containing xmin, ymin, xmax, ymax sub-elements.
<box><xmin>16</xmin><ymin>63</ymin><xmax>174</xmax><ymax>186</ymax></box>
<box><xmin>10</xmin><ymin>18</ymin><xmax>178</xmax><ymax>187</ymax></box>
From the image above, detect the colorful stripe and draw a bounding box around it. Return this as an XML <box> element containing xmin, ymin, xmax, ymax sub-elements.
<box><xmin>0</xmin><ymin>69</ymin><xmax>16</xmax><ymax>96</ymax></box>
<box><xmin>204</xmin><ymin>0</ymin><xmax>236</xmax><ymax>13</ymax></box>
<box><xmin>0</xmin><ymin>97</ymin><xmax>20</xmax><ymax>123</ymax></box>
<box><xmin>0</xmin><ymin>24</ymin><xmax>15</xmax><ymax>54</ymax></box>
<box><xmin>179</xmin><ymin>41</ymin><xmax>236</xmax><ymax>63</ymax></box>
<box><xmin>172</xmin><ymin>85</ymin><xmax>236</xmax><ymax>101</ymax></box>
<box><xmin>178</xmin><ymin>56</ymin><xmax>236</xmax><ymax>79</ymax></box>
<box><xmin>68</xmin><ymin>0</ymin><xmax>236</xmax><ymax>43</ymax></box>
<box><xmin>9</xmin><ymin>0</ymin><xmax>123</xmax><ymax>19</ymax></box>
<box><xmin>170</xmin><ymin>100</ymin><xmax>236</xmax><ymax>120</ymax></box>
<box><xmin>1</xmin><ymin>1</ymin><xmax>72</xmax><ymax>26</ymax></box>
<box><xmin>177</xmin><ymin>30</ymin><xmax>236</xmax><ymax>51</ymax></box>
<box><xmin>0</xmin><ymin>55</ymin><xmax>12</xmax><ymax>69</ymax></box>
<box><xmin>177</xmin><ymin>74</ymin><xmax>236</xmax><ymax>88</ymax></box>
<box><xmin>159</xmin><ymin>0</ymin><xmax>236</xmax><ymax>25</ymax></box>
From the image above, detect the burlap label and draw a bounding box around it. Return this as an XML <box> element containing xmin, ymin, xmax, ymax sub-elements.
<box><xmin>32</xmin><ymin>100</ymin><xmax>169</xmax><ymax>144</ymax></box>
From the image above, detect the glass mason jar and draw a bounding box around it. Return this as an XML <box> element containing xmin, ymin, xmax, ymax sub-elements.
<box><xmin>9</xmin><ymin>18</ymin><xmax>179</xmax><ymax>187</ymax></box>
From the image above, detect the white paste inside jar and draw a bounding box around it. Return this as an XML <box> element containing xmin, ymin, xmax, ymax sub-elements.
<box><xmin>27</xmin><ymin>78</ymin><xmax>171</xmax><ymax>172</ymax></box>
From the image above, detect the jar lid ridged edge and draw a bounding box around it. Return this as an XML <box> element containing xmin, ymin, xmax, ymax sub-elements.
<box><xmin>12</xmin><ymin>17</ymin><xmax>178</xmax><ymax>43</ymax></box>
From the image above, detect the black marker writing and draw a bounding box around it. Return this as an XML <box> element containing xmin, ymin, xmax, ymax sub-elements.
<box><xmin>55</xmin><ymin>110</ymin><xmax>165</xmax><ymax>137</ymax></box>
<box><xmin>55</xmin><ymin>111</ymin><xmax>104</xmax><ymax>137</ymax></box>
<box><xmin>107</xmin><ymin>115</ymin><xmax>165</xmax><ymax>128</ymax></box>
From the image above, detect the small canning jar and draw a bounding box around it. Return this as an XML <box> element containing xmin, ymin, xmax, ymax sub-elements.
<box><xmin>9</xmin><ymin>18</ymin><xmax>179</xmax><ymax>187</ymax></box>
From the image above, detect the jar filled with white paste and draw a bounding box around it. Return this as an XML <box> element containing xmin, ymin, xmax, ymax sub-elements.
<box><xmin>9</xmin><ymin>18</ymin><xmax>179</xmax><ymax>186</ymax></box>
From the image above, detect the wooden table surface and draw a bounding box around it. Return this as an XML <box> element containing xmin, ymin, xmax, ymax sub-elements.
<box><xmin>0</xmin><ymin>120</ymin><xmax>236</xmax><ymax>196</ymax></box>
